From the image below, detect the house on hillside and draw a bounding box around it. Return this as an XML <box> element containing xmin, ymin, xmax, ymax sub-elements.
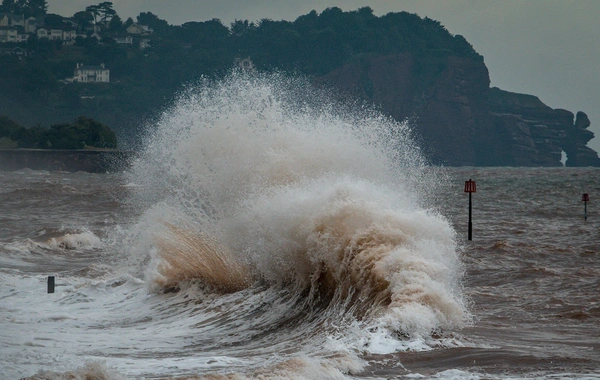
<box><xmin>0</xmin><ymin>46</ymin><xmax>27</xmax><ymax>56</ymax></box>
<box><xmin>0</xmin><ymin>26</ymin><xmax>17</xmax><ymax>43</ymax></box>
<box><xmin>62</xmin><ymin>28</ymin><xmax>77</xmax><ymax>44</ymax></box>
<box><xmin>10</xmin><ymin>13</ymin><xmax>23</xmax><ymax>27</ymax></box>
<box><xmin>37</xmin><ymin>27</ymin><xmax>81</xmax><ymax>44</ymax></box>
<box><xmin>115</xmin><ymin>35</ymin><xmax>133</xmax><ymax>45</ymax></box>
<box><xmin>234</xmin><ymin>57</ymin><xmax>255</xmax><ymax>72</ymax></box>
<box><xmin>24</xmin><ymin>16</ymin><xmax>42</xmax><ymax>33</ymax></box>
<box><xmin>126</xmin><ymin>23</ymin><xmax>152</xmax><ymax>35</ymax></box>
<box><xmin>0</xmin><ymin>13</ymin><xmax>9</xmax><ymax>26</ymax></box>
<box><xmin>73</xmin><ymin>63</ymin><xmax>110</xmax><ymax>83</ymax></box>
<box><xmin>0</xmin><ymin>12</ymin><xmax>24</xmax><ymax>27</ymax></box>
<box><xmin>36</xmin><ymin>27</ymin><xmax>48</xmax><ymax>38</ymax></box>
<box><xmin>15</xmin><ymin>29</ymin><xmax>28</xmax><ymax>42</ymax></box>
<box><xmin>0</xmin><ymin>13</ymin><xmax>29</xmax><ymax>43</ymax></box>
<box><xmin>49</xmin><ymin>28</ymin><xmax>62</xmax><ymax>41</ymax></box>
<box><xmin>0</xmin><ymin>13</ymin><xmax>37</xmax><ymax>40</ymax></box>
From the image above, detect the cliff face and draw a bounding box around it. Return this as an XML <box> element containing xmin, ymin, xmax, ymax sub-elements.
<box><xmin>319</xmin><ymin>53</ymin><xmax>600</xmax><ymax>167</ymax></box>
<box><xmin>488</xmin><ymin>89</ymin><xmax>600</xmax><ymax>166</ymax></box>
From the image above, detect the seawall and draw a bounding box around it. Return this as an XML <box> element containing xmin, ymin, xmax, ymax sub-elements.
<box><xmin>0</xmin><ymin>149</ymin><xmax>134</xmax><ymax>173</ymax></box>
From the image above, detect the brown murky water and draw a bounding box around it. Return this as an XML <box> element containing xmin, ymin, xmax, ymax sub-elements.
<box><xmin>1</xmin><ymin>167</ymin><xmax>598</xmax><ymax>379</ymax></box>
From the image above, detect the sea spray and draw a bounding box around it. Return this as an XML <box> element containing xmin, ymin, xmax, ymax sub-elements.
<box><xmin>154</xmin><ymin>221</ymin><xmax>250</xmax><ymax>291</ymax></box>
<box><xmin>46</xmin><ymin>230</ymin><xmax>103</xmax><ymax>251</ymax></box>
<box><xmin>128</xmin><ymin>72</ymin><xmax>431</xmax><ymax>217</ymax></box>
<box><xmin>125</xmin><ymin>71</ymin><xmax>468</xmax><ymax>374</ymax></box>
<box><xmin>22</xmin><ymin>361</ymin><xmax>127</xmax><ymax>380</ymax></box>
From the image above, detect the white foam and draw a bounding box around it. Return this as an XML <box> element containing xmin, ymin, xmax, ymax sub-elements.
<box><xmin>115</xmin><ymin>72</ymin><xmax>467</xmax><ymax>376</ymax></box>
<box><xmin>46</xmin><ymin>230</ymin><xmax>102</xmax><ymax>250</ymax></box>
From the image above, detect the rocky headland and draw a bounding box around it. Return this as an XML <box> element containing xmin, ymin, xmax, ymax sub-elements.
<box><xmin>319</xmin><ymin>53</ymin><xmax>600</xmax><ymax>167</ymax></box>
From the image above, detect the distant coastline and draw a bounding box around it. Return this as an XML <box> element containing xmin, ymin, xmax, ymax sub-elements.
<box><xmin>0</xmin><ymin>149</ymin><xmax>133</xmax><ymax>173</ymax></box>
<box><xmin>1</xmin><ymin>7</ymin><xmax>599</xmax><ymax>166</ymax></box>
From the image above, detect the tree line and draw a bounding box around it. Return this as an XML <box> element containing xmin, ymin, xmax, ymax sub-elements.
<box><xmin>0</xmin><ymin>4</ymin><xmax>481</xmax><ymax>144</ymax></box>
<box><xmin>0</xmin><ymin>0</ymin><xmax>47</xmax><ymax>18</ymax></box>
<box><xmin>3</xmin><ymin>3</ymin><xmax>479</xmax><ymax>80</ymax></box>
<box><xmin>0</xmin><ymin>116</ymin><xmax>117</xmax><ymax>149</ymax></box>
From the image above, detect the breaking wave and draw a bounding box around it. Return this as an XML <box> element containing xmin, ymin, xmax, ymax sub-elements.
<box><xmin>125</xmin><ymin>71</ymin><xmax>467</xmax><ymax>376</ymax></box>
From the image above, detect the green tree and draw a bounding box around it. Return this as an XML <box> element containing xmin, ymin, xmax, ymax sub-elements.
<box><xmin>44</xmin><ymin>13</ymin><xmax>65</xmax><ymax>28</ymax></box>
<box><xmin>85</xmin><ymin>4</ymin><xmax>100</xmax><ymax>25</ymax></box>
<box><xmin>0</xmin><ymin>116</ymin><xmax>117</xmax><ymax>149</ymax></box>
<box><xmin>0</xmin><ymin>115</ymin><xmax>21</xmax><ymax>136</ymax></box>
<box><xmin>230</xmin><ymin>19</ymin><xmax>255</xmax><ymax>37</ymax></box>
<box><xmin>123</xmin><ymin>17</ymin><xmax>134</xmax><ymax>29</ymax></box>
<box><xmin>109</xmin><ymin>13</ymin><xmax>123</xmax><ymax>32</ymax></box>
<box><xmin>73</xmin><ymin>116</ymin><xmax>117</xmax><ymax>148</ymax></box>
<box><xmin>14</xmin><ymin>125</ymin><xmax>45</xmax><ymax>148</ymax></box>
<box><xmin>0</xmin><ymin>0</ymin><xmax>18</xmax><ymax>13</ymax></box>
<box><xmin>137</xmin><ymin>11</ymin><xmax>169</xmax><ymax>34</ymax></box>
<box><xmin>45</xmin><ymin>123</ymin><xmax>85</xmax><ymax>149</ymax></box>
<box><xmin>97</xmin><ymin>1</ymin><xmax>116</xmax><ymax>25</ymax></box>
<box><xmin>24</xmin><ymin>0</ymin><xmax>46</xmax><ymax>17</ymax></box>
<box><xmin>0</xmin><ymin>0</ymin><xmax>47</xmax><ymax>17</ymax></box>
<box><xmin>73</xmin><ymin>10</ymin><xmax>94</xmax><ymax>33</ymax></box>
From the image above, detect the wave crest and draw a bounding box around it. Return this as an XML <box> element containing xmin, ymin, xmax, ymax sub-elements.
<box><xmin>128</xmin><ymin>72</ymin><xmax>466</xmax><ymax>339</ymax></box>
<box><xmin>153</xmin><ymin>222</ymin><xmax>250</xmax><ymax>292</ymax></box>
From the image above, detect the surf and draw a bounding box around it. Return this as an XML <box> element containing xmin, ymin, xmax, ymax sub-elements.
<box><xmin>124</xmin><ymin>71</ymin><xmax>468</xmax><ymax>374</ymax></box>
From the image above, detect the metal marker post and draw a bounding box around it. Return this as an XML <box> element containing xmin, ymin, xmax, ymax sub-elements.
<box><xmin>47</xmin><ymin>276</ymin><xmax>55</xmax><ymax>293</ymax></box>
<box><xmin>464</xmin><ymin>179</ymin><xmax>476</xmax><ymax>240</ymax></box>
<box><xmin>582</xmin><ymin>193</ymin><xmax>589</xmax><ymax>220</ymax></box>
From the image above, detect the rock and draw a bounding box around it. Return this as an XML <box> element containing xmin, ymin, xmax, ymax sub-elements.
<box><xmin>317</xmin><ymin>54</ymin><xmax>600</xmax><ymax>167</ymax></box>
<box><xmin>575</xmin><ymin>111</ymin><xmax>591</xmax><ymax>129</ymax></box>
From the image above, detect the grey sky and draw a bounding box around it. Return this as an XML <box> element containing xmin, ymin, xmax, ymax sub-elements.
<box><xmin>49</xmin><ymin>0</ymin><xmax>600</xmax><ymax>152</ymax></box>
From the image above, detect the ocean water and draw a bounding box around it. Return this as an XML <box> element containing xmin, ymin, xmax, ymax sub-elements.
<box><xmin>1</xmin><ymin>73</ymin><xmax>599</xmax><ymax>379</ymax></box>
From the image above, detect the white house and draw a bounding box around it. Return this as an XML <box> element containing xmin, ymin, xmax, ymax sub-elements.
<box><xmin>73</xmin><ymin>63</ymin><xmax>110</xmax><ymax>83</ymax></box>
<box><xmin>0</xmin><ymin>27</ymin><xmax>18</xmax><ymax>43</ymax></box>
<box><xmin>126</xmin><ymin>23</ymin><xmax>152</xmax><ymax>35</ymax></box>
<box><xmin>0</xmin><ymin>14</ymin><xmax>9</xmax><ymax>26</ymax></box>
<box><xmin>49</xmin><ymin>29</ymin><xmax>62</xmax><ymax>41</ymax></box>
<box><xmin>62</xmin><ymin>29</ymin><xmax>77</xmax><ymax>43</ymax></box>
<box><xmin>36</xmin><ymin>27</ymin><xmax>48</xmax><ymax>38</ymax></box>
<box><xmin>115</xmin><ymin>35</ymin><xmax>133</xmax><ymax>45</ymax></box>
<box><xmin>24</xmin><ymin>16</ymin><xmax>39</xmax><ymax>33</ymax></box>
<box><xmin>9</xmin><ymin>14</ymin><xmax>23</xmax><ymax>27</ymax></box>
<box><xmin>16</xmin><ymin>30</ymin><xmax>28</xmax><ymax>42</ymax></box>
<box><xmin>0</xmin><ymin>13</ymin><xmax>27</xmax><ymax>43</ymax></box>
<box><xmin>0</xmin><ymin>13</ymin><xmax>24</xmax><ymax>27</ymax></box>
<box><xmin>234</xmin><ymin>57</ymin><xmax>255</xmax><ymax>72</ymax></box>
<box><xmin>37</xmin><ymin>27</ymin><xmax>79</xmax><ymax>44</ymax></box>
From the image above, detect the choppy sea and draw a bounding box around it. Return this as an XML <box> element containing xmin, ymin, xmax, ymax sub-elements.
<box><xmin>1</xmin><ymin>73</ymin><xmax>599</xmax><ymax>379</ymax></box>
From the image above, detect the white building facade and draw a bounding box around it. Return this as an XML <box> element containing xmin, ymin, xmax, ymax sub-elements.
<box><xmin>73</xmin><ymin>63</ymin><xmax>110</xmax><ymax>83</ymax></box>
<box><xmin>0</xmin><ymin>27</ymin><xmax>17</xmax><ymax>42</ymax></box>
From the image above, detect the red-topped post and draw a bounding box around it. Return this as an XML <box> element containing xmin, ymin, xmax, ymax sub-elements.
<box><xmin>465</xmin><ymin>179</ymin><xmax>476</xmax><ymax>240</ymax></box>
<box><xmin>582</xmin><ymin>193</ymin><xmax>589</xmax><ymax>220</ymax></box>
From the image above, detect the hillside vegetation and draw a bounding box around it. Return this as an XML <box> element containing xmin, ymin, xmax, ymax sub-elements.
<box><xmin>0</xmin><ymin>115</ymin><xmax>117</xmax><ymax>149</ymax></box>
<box><xmin>2</xmin><ymin>2</ymin><xmax>598</xmax><ymax>165</ymax></box>
<box><xmin>0</xmin><ymin>3</ymin><xmax>478</xmax><ymax>143</ymax></box>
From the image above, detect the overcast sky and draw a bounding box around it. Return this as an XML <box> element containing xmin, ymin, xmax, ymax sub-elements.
<box><xmin>49</xmin><ymin>0</ymin><xmax>600</xmax><ymax>152</ymax></box>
